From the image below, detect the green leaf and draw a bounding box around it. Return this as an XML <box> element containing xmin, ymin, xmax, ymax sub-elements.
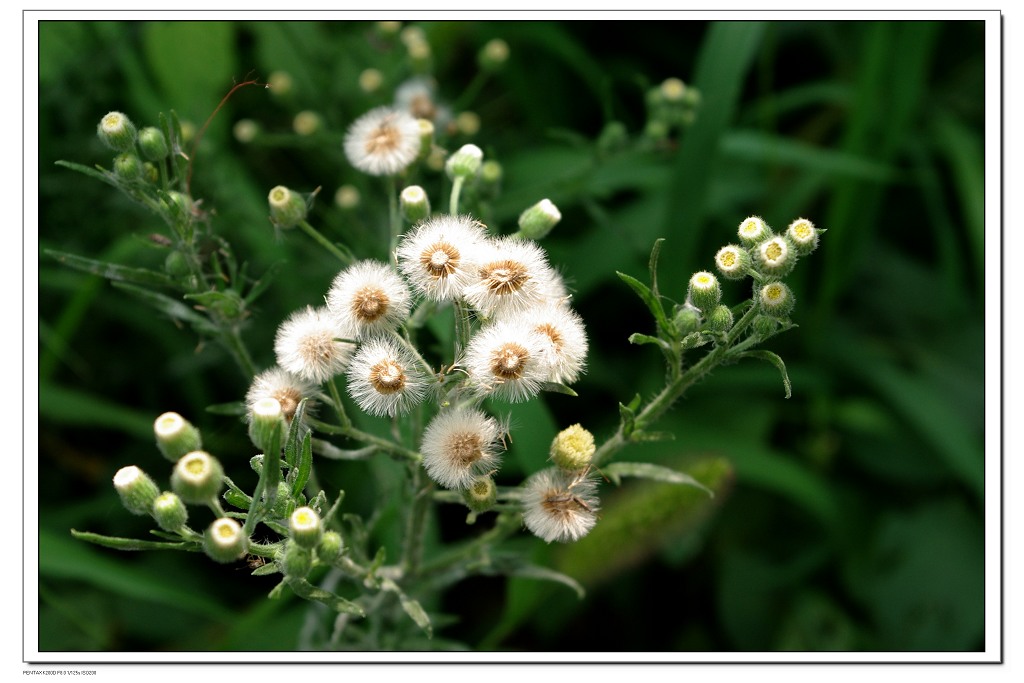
<box><xmin>54</xmin><ymin>160</ymin><xmax>117</xmax><ymax>188</ymax></box>
<box><xmin>648</xmin><ymin>238</ymin><xmax>666</xmax><ymax>299</ymax></box>
<box><xmin>291</xmin><ymin>432</ymin><xmax>313</xmax><ymax>498</ymax></box>
<box><xmin>381</xmin><ymin>578</ymin><xmax>433</xmax><ymax>638</ymax></box>
<box><xmin>627</xmin><ymin>332</ymin><xmax>670</xmax><ymax>349</ymax></box>
<box><xmin>244</xmin><ymin>261</ymin><xmax>284</xmax><ymax>305</ymax></box>
<box><xmin>286</xmin><ymin>578</ymin><xmax>365</xmax><ymax>616</ymax></box>
<box><xmin>616</xmin><ymin>271</ymin><xmax>671</xmax><ymax>337</ymax></box>
<box><xmin>205</xmin><ymin>401</ymin><xmax>245</xmax><ymax>416</ymax></box>
<box><xmin>483</xmin><ymin>557</ymin><xmax>585</xmax><ymax>600</ymax></box>
<box><xmin>39</xmin><ymin>382</ymin><xmax>153</xmax><ymax>439</ymax></box>
<box><xmin>736</xmin><ymin>350</ymin><xmax>792</xmax><ymax>398</ymax></box>
<box><xmin>602</xmin><ymin>462</ymin><xmax>713</xmax><ymax>497</ymax></box>
<box><xmin>721</xmin><ymin>130</ymin><xmax>899</xmax><ymax>182</ymax></box>
<box><xmin>183</xmin><ymin>289</ymin><xmax>245</xmax><ymax>319</ymax></box>
<box><xmin>251</xmin><ymin>562</ymin><xmax>281</xmax><ymax>577</ymax></box>
<box><xmin>71</xmin><ymin>530</ymin><xmax>195</xmax><ymax>552</ymax></box>
<box><xmin>45</xmin><ymin>249</ymin><xmax>176</xmax><ymax>288</ymax></box>
<box><xmin>538</xmin><ymin>381</ymin><xmax>578</xmax><ymax>397</ymax></box>
<box><xmin>112</xmin><ymin>282</ymin><xmax>219</xmax><ymax>335</ymax></box>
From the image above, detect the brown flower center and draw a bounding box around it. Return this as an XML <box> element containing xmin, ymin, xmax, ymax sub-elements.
<box><xmin>409</xmin><ymin>94</ymin><xmax>436</xmax><ymax>120</ymax></box>
<box><xmin>299</xmin><ymin>332</ymin><xmax>335</xmax><ymax>364</ymax></box>
<box><xmin>273</xmin><ymin>387</ymin><xmax>303</xmax><ymax>419</ymax></box>
<box><xmin>369</xmin><ymin>360</ymin><xmax>406</xmax><ymax>394</ymax></box>
<box><xmin>421</xmin><ymin>242</ymin><xmax>460</xmax><ymax>278</ymax></box>
<box><xmin>448</xmin><ymin>432</ymin><xmax>484</xmax><ymax>467</ymax></box>
<box><xmin>365</xmin><ymin>121</ymin><xmax>400</xmax><ymax>156</ymax></box>
<box><xmin>481</xmin><ymin>259</ymin><xmax>530</xmax><ymax>296</ymax></box>
<box><xmin>491</xmin><ymin>342</ymin><xmax>529</xmax><ymax>380</ymax></box>
<box><xmin>535</xmin><ymin>323</ymin><xmax>563</xmax><ymax>352</ymax></box>
<box><xmin>541</xmin><ymin>490</ymin><xmax>590</xmax><ymax>515</ymax></box>
<box><xmin>352</xmin><ymin>286</ymin><xmax>390</xmax><ymax>322</ymax></box>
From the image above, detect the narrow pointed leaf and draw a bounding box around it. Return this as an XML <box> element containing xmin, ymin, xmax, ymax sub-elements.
<box><xmin>648</xmin><ymin>237</ymin><xmax>666</xmax><ymax>298</ymax></box>
<box><xmin>286</xmin><ymin>578</ymin><xmax>366</xmax><ymax>616</ymax></box>
<box><xmin>55</xmin><ymin>160</ymin><xmax>118</xmax><ymax>187</ymax></box>
<box><xmin>736</xmin><ymin>350</ymin><xmax>792</xmax><ymax>398</ymax></box>
<box><xmin>111</xmin><ymin>282</ymin><xmax>219</xmax><ymax>334</ymax></box>
<box><xmin>539</xmin><ymin>381</ymin><xmax>578</xmax><ymax>397</ymax></box>
<box><xmin>616</xmin><ymin>271</ymin><xmax>671</xmax><ymax>336</ymax></box>
<box><xmin>381</xmin><ymin>577</ymin><xmax>433</xmax><ymax>637</ymax></box>
<box><xmin>602</xmin><ymin>462</ymin><xmax>714</xmax><ymax>497</ymax></box>
<box><xmin>71</xmin><ymin>529</ymin><xmax>196</xmax><ymax>552</ymax></box>
<box><xmin>483</xmin><ymin>558</ymin><xmax>585</xmax><ymax>599</ymax></box>
<box><xmin>46</xmin><ymin>249</ymin><xmax>175</xmax><ymax>288</ymax></box>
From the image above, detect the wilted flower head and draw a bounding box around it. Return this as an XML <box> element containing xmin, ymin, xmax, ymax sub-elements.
<box><xmin>246</xmin><ymin>367</ymin><xmax>317</xmax><ymax>422</ymax></box>
<box><xmin>522</xmin><ymin>468</ymin><xmax>599</xmax><ymax>543</ymax></box>
<box><xmin>396</xmin><ymin>215</ymin><xmax>488</xmax><ymax>302</ymax></box>
<box><xmin>464</xmin><ymin>318</ymin><xmax>547</xmax><ymax>402</ymax></box>
<box><xmin>345</xmin><ymin>337</ymin><xmax>428</xmax><ymax>417</ymax></box>
<box><xmin>343</xmin><ymin>106</ymin><xmax>422</xmax><ymax>176</ymax></box>
<box><xmin>274</xmin><ymin>306</ymin><xmax>355</xmax><ymax>384</ymax></box>
<box><xmin>421</xmin><ymin>407</ymin><xmax>505</xmax><ymax>490</ymax></box>
<box><xmin>327</xmin><ymin>260</ymin><xmax>412</xmax><ymax>340</ymax></box>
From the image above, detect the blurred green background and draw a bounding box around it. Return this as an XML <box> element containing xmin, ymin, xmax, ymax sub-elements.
<box><xmin>37</xmin><ymin>19</ymin><xmax>986</xmax><ymax>652</ymax></box>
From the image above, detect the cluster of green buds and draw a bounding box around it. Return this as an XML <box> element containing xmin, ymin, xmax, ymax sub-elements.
<box><xmin>644</xmin><ymin>77</ymin><xmax>701</xmax><ymax>141</ymax></box>
<box><xmin>96</xmin><ymin>111</ymin><xmax>172</xmax><ymax>186</ymax></box>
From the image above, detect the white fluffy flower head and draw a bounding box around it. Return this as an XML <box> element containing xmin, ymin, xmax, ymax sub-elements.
<box><xmin>343</xmin><ymin>106</ymin><xmax>422</xmax><ymax>176</ymax></box>
<box><xmin>274</xmin><ymin>306</ymin><xmax>355</xmax><ymax>384</ymax></box>
<box><xmin>346</xmin><ymin>337</ymin><xmax>427</xmax><ymax>417</ymax></box>
<box><xmin>396</xmin><ymin>215</ymin><xmax>488</xmax><ymax>302</ymax></box>
<box><xmin>464</xmin><ymin>319</ymin><xmax>547</xmax><ymax>402</ymax></box>
<box><xmin>522</xmin><ymin>468</ymin><xmax>600</xmax><ymax>543</ymax></box>
<box><xmin>421</xmin><ymin>407</ymin><xmax>505</xmax><ymax>490</ymax></box>
<box><xmin>327</xmin><ymin>260</ymin><xmax>411</xmax><ymax>339</ymax></box>
<box><xmin>463</xmin><ymin>236</ymin><xmax>559</xmax><ymax>318</ymax></box>
<box><xmin>513</xmin><ymin>305</ymin><xmax>588</xmax><ymax>385</ymax></box>
<box><xmin>246</xmin><ymin>367</ymin><xmax>317</xmax><ymax>421</ymax></box>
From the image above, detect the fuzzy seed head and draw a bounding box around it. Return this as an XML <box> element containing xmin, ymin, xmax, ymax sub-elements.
<box><xmin>274</xmin><ymin>306</ymin><xmax>355</xmax><ymax>384</ymax></box>
<box><xmin>327</xmin><ymin>261</ymin><xmax>411</xmax><ymax>339</ymax></box>
<box><xmin>465</xmin><ymin>319</ymin><xmax>547</xmax><ymax>402</ymax></box>
<box><xmin>397</xmin><ymin>215</ymin><xmax>488</xmax><ymax>301</ymax></box>
<box><xmin>246</xmin><ymin>367</ymin><xmax>316</xmax><ymax>421</ymax></box>
<box><xmin>421</xmin><ymin>408</ymin><xmax>505</xmax><ymax>490</ymax></box>
<box><xmin>343</xmin><ymin>106</ymin><xmax>422</xmax><ymax>176</ymax></box>
<box><xmin>522</xmin><ymin>468</ymin><xmax>600</xmax><ymax>543</ymax></box>
<box><xmin>346</xmin><ymin>337</ymin><xmax>427</xmax><ymax>417</ymax></box>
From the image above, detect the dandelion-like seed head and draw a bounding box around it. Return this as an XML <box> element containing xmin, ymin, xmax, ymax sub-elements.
<box><xmin>421</xmin><ymin>408</ymin><xmax>505</xmax><ymax>490</ymax></box>
<box><xmin>343</xmin><ymin>106</ymin><xmax>422</xmax><ymax>177</ymax></box>
<box><xmin>465</xmin><ymin>319</ymin><xmax>546</xmax><ymax>402</ymax></box>
<box><xmin>247</xmin><ymin>367</ymin><xmax>316</xmax><ymax>421</ymax></box>
<box><xmin>464</xmin><ymin>237</ymin><xmax>556</xmax><ymax>317</ymax></box>
<box><xmin>509</xmin><ymin>305</ymin><xmax>587</xmax><ymax>384</ymax></box>
<box><xmin>274</xmin><ymin>306</ymin><xmax>355</xmax><ymax>384</ymax></box>
<box><xmin>346</xmin><ymin>337</ymin><xmax>427</xmax><ymax>417</ymax></box>
<box><xmin>327</xmin><ymin>261</ymin><xmax>411</xmax><ymax>339</ymax></box>
<box><xmin>397</xmin><ymin>215</ymin><xmax>487</xmax><ymax>301</ymax></box>
<box><xmin>522</xmin><ymin>468</ymin><xmax>600</xmax><ymax>543</ymax></box>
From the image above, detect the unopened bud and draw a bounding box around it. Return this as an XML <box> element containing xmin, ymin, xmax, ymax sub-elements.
<box><xmin>445</xmin><ymin>144</ymin><xmax>483</xmax><ymax>180</ymax></box>
<box><xmin>455</xmin><ymin>111</ymin><xmax>481</xmax><ymax>137</ymax></box>
<box><xmin>334</xmin><ymin>185</ymin><xmax>360</xmax><ymax>210</ymax></box>
<box><xmin>518</xmin><ymin>199</ymin><xmax>561</xmax><ymax>240</ymax></box>
<box><xmin>97</xmin><ymin>111</ymin><xmax>137</xmax><ymax>152</ymax></box>
<box><xmin>673</xmin><ymin>303</ymin><xmax>701</xmax><ymax>336</ymax></box>
<box><xmin>154</xmin><ymin>411</ymin><xmax>202</xmax><ymax>463</ymax></box>
<box><xmin>280</xmin><ymin>540</ymin><xmax>313</xmax><ymax>578</ymax></box>
<box><xmin>550</xmin><ymin>424</ymin><xmax>595</xmax><ymax>471</ymax></box>
<box><xmin>737</xmin><ymin>216</ymin><xmax>772</xmax><ymax>247</ymax></box>
<box><xmin>461</xmin><ymin>476</ymin><xmax>497</xmax><ymax>513</ymax></box>
<box><xmin>706</xmin><ymin>304</ymin><xmax>735</xmax><ymax>333</ymax></box>
<box><xmin>293</xmin><ymin>111</ymin><xmax>321</xmax><ymax>136</ymax></box>
<box><xmin>289</xmin><ymin>506</ymin><xmax>323</xmax><ymax>549</ymax></box>
<box><xmin>203</xmin><ymin>518</ymin><xmax>248</xmax><ymax>563</ymax></box>
<box><xmin>268</xmin><ymin>185</ymin><xmax>307</xmax><ymax>229</ymax></box>
<box><xmin>478</xmin><ymin>38</ymin><xmax>509</xmax><ymax>72</ymax></box>
<box><xmin>754</xmin><ymin>236</ymin><xmax>797</xmax><ymax>278</ymax></box>
<box><xmin>113</xmin><ymin>466</ymin><xmax>160</xmax><ymax>516</ymax></box>
<box><xmin>687</xmin><ymin>271</ymin><xmax>721</xmax><ymax>312</ymax></box>
<box><xmin>400</xmin><ymin>185</ymin><xmax>431</xmax><ymax>223</ymax></box>
<box><xmin>786</xmin><ymin>218</ymin><xmax>820</xmax><ymax>256</ymax></box>
<box><xmin>152</xmin><ymin>492</ymin><xmax>188</xmax><ymax>532</ymax></box>
<box><xmin>248</xmin><ymin>398</ymin><xmax>283</xmax><ymax>453</ymax></box>
<box><xmin>359</xmin><ymin>68</ymin><xmax>383</xmax><ymax>93</ymax></box>
<box><xmin>171</xmin><ymin>451</ymin><xmax>224</xmax><ymax>504</ymax></box>
<box><xmin>758</xmin><ymin>281</ymin><xmax>795</xmax><ymax>317</ymax></box>
<box><xmin>714</xmin><ymin>244</ymin><xmax>751</xmax><ymax>280</ymax></box>
<box><xmin>138</xmin><ymin>127</ymin><xmax>169</xmax><ymax>161</ymax></box>
<box><xmin>316</xmin><ymin>530</ymin><xmax>344</xmax><ymax>563</ymax></box>
<box><xmin>113</xmin><ymin>153</ymin><xmax>143</xmax><ymax>181</ymax></box>
<box><xmin>417</xmin><ymin>118</ymin><xmax>435</xmax><ymax>159</ymax></box>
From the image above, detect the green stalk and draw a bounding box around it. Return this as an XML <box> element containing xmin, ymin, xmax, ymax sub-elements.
<box><xmin>449</xmin><ymin>176</ymin><xmax>465</xmax><ymax>216</ymax></box>
<box><xmin>298</xmin><ymin>220</ymin><xmax>353</xmax><ymax>265</ymax></box>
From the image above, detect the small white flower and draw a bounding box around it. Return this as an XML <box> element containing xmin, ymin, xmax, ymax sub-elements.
<box><xmin>421</xmin><ymin>407</ymin><xmax>505</xmax><ymax>490</ymax></box>
<box><xmin>464</xmin><ymin>319</ymin><xmax>547</xmax><ymax>402</ymax></box>
<box><xmin>274</xmin><ymin>306</ymin><xmax>355</xmax><ymax>384</ymax></box>
<box><xmin>396</xmin><ymin>215</ymin><xmax>488</xmax><ymax>302</ymax></box>
<box><xmin>343</xmin><ymin>106</ymin><xmax>422</xmax><ymax>177</ymax></box>
<box><xmin>246</xmin><ymin>367</ymin><xmax>317</xmax><ymax>422</ymax></box>
<box><xmin>326</xmin><ymin>260</ymin><xmax>411</xmax><ymax>339</ymax></box>
<box><xmin>522</xmin><ymin>467</ymin><xmax>600</xmax><ymax>543</ymax></box>
<box><xmin>463</xmin><ymin>236</ymin><xmax>558</xmax><ymax>318</ymax></box>
<box><xmin>345</xmin><ymin>337</ymin><xmax>427</xmax><ymax>417</ymax></box>
<box><xmin>513</xmin><ymin>305</ymin><xmax>588</xmax><ymax>385</ymax></box>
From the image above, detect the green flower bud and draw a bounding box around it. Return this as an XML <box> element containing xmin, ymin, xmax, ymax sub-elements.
<box><xmin>203</xmin><ymin>518</ymin><xmax>248</xmax><ymax>564</ymax></box>
<box><xmin>714</xmin><ymin>244</ymin><xmax>751</xmax><ymax>280</ymax></box>
<box><xmin>142</xmin><ymin>162</ymin><xmax>159</xmax><ymax>184</ymax></box>
<box><xmin>687</xmin><ymin>271</ymin><xmax>721</xmax><ymax>312</ymax></box>
<box><xmin>334</xmin><ymin>185</ymin><xmax>360</xmax><ymax>210</ymax></box>
<box><xmin>672</xmin><ymin>303</ymin><xmax>701</xmax><ymax>336</ymax></box>
<box><xmin>249</xmin><ymin>453</ymin><xmax>264</xmax><ymax>475</ymax></box>
<box><xmin>293</xmin><ymin>111</ymin><xmax>321</xmax><ymax>136</ymax></box>
<box><xmin>400</xmin><ymin>185</ymin><xmax>431</xmax><ymax>223</ymax></box>
<box><xmin>753</xmin><ymin>236</ymin><xmax>797</xmax><ymax>278</ymax></box>
<box><xmin>233</xmin><ymin>119</ymin><xmax>258</xmax><ymax>143</ymax></box>
<box><xmin>660</xmin><ymin>78</ymin><xmax>687</xmax><ymax>103</ymax></box>
<box><xmin>113</xmin><ymin>153</ymin><xmax>143</xmax><ymax>181</ymax></box>
<box><xmin>97</xmin><ymin>111</ymin><xmax>137</xmax><ymax>152</ymax></box>
<box><xmin>445</xmin><ymin>144</ymin><xmax>483</xmax><ymax>180</ymax></box>
<box><xmin>270</xmin><ymin>481</ymin><xmax>296</xmax><ymax>519</ymax></box>
<box><xmin>171</xmin><ymin>451</ymin><xmax>224</xmax><ymax>504</ymax></box>
<box><xmin>247</xmin><ymin>398</ymin><xmax>284</xmax><ymax>454</ymax></box>
<box><xmin>786</xmin><ymin>217</ymin><xmax>820</xmax><ymax>256</ymax></box>
<box><xmin>481</xmin><ymin>160</ymin><xmax>503</xmax><ymax>187</ymax></box>
<box><xmin>417</xmin><ymin>118</ymin><xmax>435</xmax><ymax>160</ymax></box>
<box><xmin>152</xmin><ymin>491</ymin><xmax>188</xmax><ymax>532</ymax></box>
<box><xmin>358</xmin><ymin>68</ymin><xmax>383</xmax><ymax>94</ymax></box>
<box><xmin>289</xmin><ymin>506</ymin><xmax>323</xmax><ymax>549</ymax></box>
<box><xmin>461</xmin><ymin>476</ymin><xmax>497</xmax><ymax>513</ymax></box>
<box><xmin>456</xmin><ymin>111</ymin><xmax>481</xmax><ymax>137</ymax></box>
<box><xmin>737</xmin><ymin>216</ymin><xmax>772</xmax><ymax>247</ymax></box>
<box><xmin>517</xmin><ymin>199</ymin><xmax>562</xmax><ymax>240</ymax></box>
<box><xmin>268</xmin><ymin>185</ymin><xmax>307</xmax><ymax>229</ymax></box>
<box><xmin>138</xmin><ymin>127</ymin><xmax>169</xmax><ymax>161</ymax></box>
<box><xmin>644</xmin><ymin>119</ymin><xmax>669</xmax><ymax>141</ymax></box>
<box><xmin>161</xmin><ymin>191</ymin><xmax>191</xmax><ymax>218</ymax></box>
<box><xmin>597</xmin><ymin>120</ymin><xmax>629</xmax><ymax>154</ymax></box>
<box><xmin>154</xmin><ymin>411</ymin><xmax>202</xmax><ymax>463</ymax></box>
<box><xmin>752</xmin><ymin>314</ymin><xmax>779</xmax><ymax>338</ymax></box>
<box><xmin>316</xmin><ymin>531</ymin><xmax>344</xmax><ymax>564</ymax></box>
<box><xmin>280</xmin><ymin>540</ymin><xmax>312</xmax><ymax>578</ymax></box>
<box><xmin>550</xmin><ymin>424</ymin><xmax>596</xmax><ymax>471</ymax></box>
<box><xmin>164</xmin><ymin>251</ymin><xmax>190</xmax><ymax>278</ymax></box>
<box><xmin>478</xmin><ymin>38</ymin><xmax>509</xmax><ymax>72</ymax></box>
<box><xmin>758</xmin><ymin>281</ymin><xmax>795</xmax><ymax>318</ymax></box>
<box><xmin>112</xmin><ymin>465</ymin><xmax>160</xmax><ymax>516</ymax></box>
<box><xmin>706</xmin><ymin>304</ymin><xmax>735</xmax><ymax>333</ymax></box>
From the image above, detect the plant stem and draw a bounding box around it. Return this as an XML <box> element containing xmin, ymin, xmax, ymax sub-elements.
<box><xmin>298</xmin><ymin>220</ymin><xmax>352</xmax><ymax>265</ymax></box>
<box><xmin>220</xmin><ymin>326</ymin><xmax>257</xmax><ymax>378</ymax></box>
<box><xmin>449</xmin><ymin>176</ymin><xmax>465</xmax><ymax>215</ymax></box>
<box><xmin>388</xmin><ymin>176</ymin><xmax>400</xmax><ymax>262</ymax></box>
<box><xmin>307</xmin><ymin>417</ymin><xmax>423</xmax><ymax>463</ymax></box>
<box><xmin>401</xmin><ymin>465</ymin><xmax>433</xmax><ymax>577</ymax></box>
<box><xmin>452</xmin><ymin>298</ymin><xmax>471</xmax><ymax>361</ymax></box>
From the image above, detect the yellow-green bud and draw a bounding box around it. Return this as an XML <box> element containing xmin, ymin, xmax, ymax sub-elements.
<box><xmin>113</xmin><ymin>153</ymin><xmax>143</xmax><ymax>181</ymax></box>
<box><xmin>597</xmin><ymin>120</ymin><xmax>629</xmax><ymax>154</ymax></box>
<box><xmin>456</xmin><ymin>111</ymin><xmax>481</xmax><ymax>137</ymax></box>
<box><xmin>316</xmin><ymin>531</ymin><xmax>344</xmax><ymax>563</ymax></box>
<box><xmin>280</xmin><ymin>540</ymin><xmax>313</xmax><ymax>578</ymax></box>
<box><xmin>358</xmin><ymin>68</ymin><xmax>383</xmax><ymax>93</ymax></box>
<box><xmin>706</xmin><ymin>304</ymin><xmax>735</xmax><ymax>333</ymax></box>
<box><xmin>267</xmin><ymin>70</ymin><xmax>293</xmax><ymax>97</ymax></box>
<box><xmin>152</xmin><ymin>492</ymin><xmax>188</xmax><ymax>532</ymax></box>
<box><xmin>268</xmin><ymin>185</ymin><xmax>307</xmax><ymax>229</ymax></box>
<box><xmin>461</xmin><ymin>476</ymin><xmax>497</xmax><ymax>513</ymax></box>
<box><xmin>478</xmin><ymin>38</ymin><xmax>509</xmax><ymax>72</ymax></box>
<box><xmin>687</xmin><ymin>271</ymin><xmax>721</xmax><ymax>312</ymax></box>
<box><xmin>758</xmin><ymin>281</ymin><xmax>795</xmax><ymax>317</ymax></box>
<box><xmin>400</xmin><ymin>185</ymin><xmax>431</xmax><ymax>223</ymax></box>
<box><xmin>550</xmin><ymin>424</ymin><xmax>596</xmax><ymax>471</ymax></box>
<box><xmin>481</xmin><ymin>160</ymin><xmax>503</xmax><ymax>186</ymax></box>
<box><xmin>154</xmin><ymin>411</ymin><xmax>202</xmax><ymax>463</ymax></box>
<box><xmin>335</xmin><ymin>184</ymin><xmax>360</xmax><ymax>210</ymax></box>
<box><xmin>289</xmin><ymin>506</ymin><xmax>323</xmax><ymax>549</ymax></box>
<box><xmin>737</xmin><ymin>216</ymin><xmax>772</xmax><ymax>247</ymax></box>
<box><xmin>161</xmin><ymin>191</ymin><xmax>191</xmax><ymax>218</ymax></box>
<box><xmin>754</xmin><ymin>236</ymin><xmax>797</xmax><ymax>278</ymax></box>
<box><xmin>293</xmin><ymin>110</ymin><xmax>320</xmax><ymax>136</ymax></box>
<box><xmin>171</xmin><ymin>451</ymin><xmax>224</xmax><ymax>504</ymax></box>
<box><xmin>660</xmin><ymin>77</ymin><xmax>687</xmax><ymax>103</ymax></box>
<box><xmin>142</xmin><ymin>161</ymin><xmax>159</xmax><ymax>184</ymax></box>
<box><xmin>138</xmin><ymin>127</ymin><xmax>169</xmax><ymax>161</ymax></box>
<box><xmin>248</xmin><ymin>398</ymin><xmax>283</xmax><ymax>454</ymax></box>
<box><xmin>445</xmin><ymin>143</ymin><xmax>483</xmax><ymax>180</ymax></box>
<box><xmin>203</xmin><ymin>518</ymin><xmax>248</xmax><ymax>563</ymax></box>
<box><xmin>164</xmin><ymin>251</ymin><xmax>190</xmax><ymax>278</ymax></box>
<box><xmin>517</xmin><ymin>199</ymin><xmax>561</xmax><ymax>240</ymax></box>
<box><xmin>97</xmin><ymin>111</ymin><xmax>137</xmax><ymax>152</ymax></box>
<box><xmin>112</xmin><ymin>466</ymin><xmax>160</xmax><ymax>516</ymax></box>
<box><xmin>786</xmin><ymin>217</ymin><xmax>820</xmax><ymax>256</ymax></box>
<box><xmin>714</xmin><ymin>244</ymin><xmax>751</xmax><ymax>280</ymax></box>
<box><xmin>417</xmin><ymin>118</ymin><xmax>435</xmax><ymax>160</ymax></box>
